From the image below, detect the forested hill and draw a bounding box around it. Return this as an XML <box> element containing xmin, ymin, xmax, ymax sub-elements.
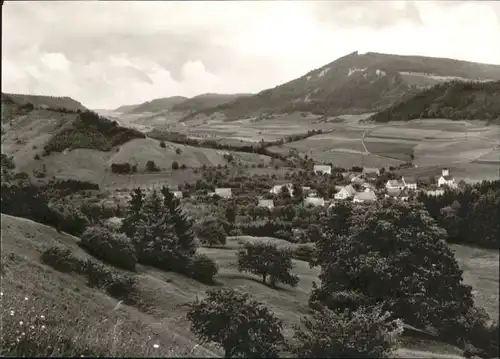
<box><xmin>368</xmin><ymin>81</ymin><xmax>500</xmax><ymax>123</ymax></box>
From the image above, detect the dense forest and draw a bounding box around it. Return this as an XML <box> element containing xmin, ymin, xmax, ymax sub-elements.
<box><xmin>369</xmin><ymin>81</ymin><xmax>500</xmax><ymax>123</ymax></box>
<box><xmin>418</xmin><ymin>180</ymin><xmax>500</xmax><ymax>249</ymax></box>
<box><xmin>44</xmin><ymin>110</ymin><xmax>145</xmax><ymax>153</ymax></box>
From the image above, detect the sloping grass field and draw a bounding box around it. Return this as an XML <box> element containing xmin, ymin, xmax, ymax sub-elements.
<box><xmin>2</xmin><ymin>214</ymin><xmax>498</xmax><ymax>358</ymax></box>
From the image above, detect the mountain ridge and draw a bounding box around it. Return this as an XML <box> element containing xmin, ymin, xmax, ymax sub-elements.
<box><xmin>178</xmin><ymin>51</ymin><xmax>500</xmax><ymax>122</ymax></box>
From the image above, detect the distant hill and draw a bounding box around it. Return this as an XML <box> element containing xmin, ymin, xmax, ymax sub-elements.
<box><xmin>171</xmin><ymin>93</ymin><xmax>252</xmax><ymax>112</ymax></box>
<box><xmin>368</xmin><ymin>81</ymin><xmax>500</xmax><ymax>123</ymax></box>
<box><xmin>181</xmin><ymin>52</ymin><xmax>500</xmax><ymax>122</ymax></box>
<box><xmin>1</xmin><ymin>92</ymin><xmax>87</xmax><ymax>112</ymax></box>
<box><xmin>118</xmin><ymin>96</ymin><xmax>188</xmax><ymax>114</ymax></box>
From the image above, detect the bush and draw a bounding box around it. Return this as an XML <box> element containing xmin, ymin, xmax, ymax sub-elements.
<box><xmin>111</xmin><ymin>162</ymin><xmax>132</xmax><ymax>174</ymax></box>
<box><xmin>145</xmin><ymin>160</ymin><xmax>159</xmax><ymax>172</ymax></box>
<box><xmin>175</xmin><ymin>148</ymin><xmax>182</xmax><ymax>155</ymax></box>
<box><xmin>80</xmin><ymin>226</ymin><xmax>137</xmax><ymax>271</ymax></box>
<box><xmin>186</xmin><ymin>287</ymin><xmax>284</xmax><ymax>357</ymax></box>
<box><xmin>196</xmin><ymin>219</ymin><xmax>227</xmax><ymax>247</ymax></box>
<box><xmin>159</xmin><ymin>140</ymin><xmax>166</xmax><ymax>148</ymax></box>
<box><xmin>289</xmin><ymin>306</ymin><xmax>403</xmax><ymax>358</ymax></box>
<box><xmin>293</xmin><ymin>244</ymin><xmax>315</xmax><ymax>263</ymax></box>
<box><xmin>41</xmin><ymin>246</ymin><xmax>85</xmax><ymax>273</ymax></box>
<box><xmin>172</xmin><ymin>161</ymin><xmax>179</xmax><ymax>170</ymax></box>
<box><xmin>34</xmin><ymin>154</ymin><xmax>41</xmax><ymax>160</ymax></box>
<box><xmin>180</xmin><ymin>164</ymin><xmax>187</xmax><ymax>170</ymax></box>
<box><xmin>186</xmin><ymin>253</ymin><xmax>219</xmax><ymax>284</ymax></box>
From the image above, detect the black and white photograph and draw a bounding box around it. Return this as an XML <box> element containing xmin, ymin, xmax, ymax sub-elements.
<box><xmin>1</xmin><ymin>0</ymin><xmax>499</xmax><ymax>357</ymax></box>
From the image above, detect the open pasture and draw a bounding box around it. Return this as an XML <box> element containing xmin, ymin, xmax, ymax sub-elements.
<box><xmin>413</xmin><ymin>137</ymin><xmax>496</xmax><ymax>166</ymax></box>
<box><xmin>364</xmin><ymin>138</ymin><xmax>417</xmax><ymax>161</ymax></box>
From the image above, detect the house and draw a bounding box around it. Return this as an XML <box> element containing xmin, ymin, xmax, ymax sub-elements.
<box><xmin>314</xmin><ymin>164</ymin><xmax>332</xmax><ymax>175</ymax></box>
<box><xmin>304</xmin><ymin>197</ymin><xmax>325</xmax><ymax>207</ymax></box>
<box><xmin>385</xmin><ymin>188</ymin><xmax>409</xmax><ymax>201</ymax></box>
<box><xmin>258</xmin><ymin>199</ymin><xmax>274</xmax><ymax>209</ymax></box>
<box><xmin>173</xmin><ymin>191</ymin><xmax>183</xmax><ymax>199</ymax></box>
<box><xmin>352</xmin><ymin>190</ymin><xmax>377</xmax><ymax>203</ymax></box>
<box><xmin>215</xmin><ymin>188</ymin><xmax>232</xmax><ymax>198</ymax></box>
<box><xmin>386</xmin><ymin>179</ymin><xmax>405</xmax><ymax>190</ymax></box>
<box><xmin>351</xmin><ymin>175</ymin><xmax>365</xmax><ymax>186</ymax></box>
<box><xmin>362</xmin><ymin>167</ymin><xmax>380</xmax><ymax>180</ymax></box>
<box><xmin>425</xmin><ymin>189</ymin><xmax>445</xmax><ymax>197</ymax></box>
<box><xmin>270</xmin><ymin>183</ymin><xmax>294</xmax><ymax>196</ymax></box>
<box><xmin>437</xmin><ymin>169</ymin><xmax>457</xmax><ymax>189</ymax></box>
<box><xmin>402</xmin><ymin>176</ymin><xmax>418</xmax><ymax>190</ymax></box>
<box><xmin>334</xmin><ymin>185</ymin><xmax>356</xmax><ymax>200</ymax></box>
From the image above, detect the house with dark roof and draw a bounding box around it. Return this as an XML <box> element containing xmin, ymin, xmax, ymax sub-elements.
<box><xmin>362</xmin><ymin>167</ymin><xmax>380</xmax><ymax>181</ymax></box>
<box><xmin>402</xmin><ymin>176</ymin><xmax>418</xmax><ymax>190</ymax></box>
<box><xmin>437</xmin><ymin>169</ymin><xmax>457</xmax><ymax>189</ymax></box>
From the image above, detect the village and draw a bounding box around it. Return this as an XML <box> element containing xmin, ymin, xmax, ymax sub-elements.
<box><xmin>170</xmin><ymin>165</ymin><xmax>457</xmax><ymax>207</ymax></box>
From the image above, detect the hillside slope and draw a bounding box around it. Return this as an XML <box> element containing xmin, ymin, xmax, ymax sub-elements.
<box><xmin>368</xmin><ymin>81</ymin><xmax>500</xmax><ymax>123</ymax></box>
<box><xmin>1</xmin><ymin>92</ymin><xmax>87</xmax><ymax>112</ymax></box>
<box><xmin>172</xmin><ymin>93</ymin><xmax>252</xmax><ymax>112</ymax></box>
<box><xmin>2</xmin><ymin>213</ymin><xmax>483</xmax><ymax>358</ymax></box>
<box><xmin>123</xmin><ymin>96</ymin><xmax>188</xmax><ymax>114</ymax></box>
<box><xmin>183</xmin><ymin>52</ymin><xmax>500</xmax><ymax>121</ymax></box>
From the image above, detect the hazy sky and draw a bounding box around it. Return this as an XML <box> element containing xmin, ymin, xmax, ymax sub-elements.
<box><xmin>3</xmin><ymin>1</ymin><xmax>500</xmax><ymax>109</ymax></box>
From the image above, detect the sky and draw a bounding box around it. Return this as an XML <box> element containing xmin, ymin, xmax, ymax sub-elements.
<box><xmin>2</xmin><ymin>1</ymin><xmax>500</xmax><ymax>110</ymax></box>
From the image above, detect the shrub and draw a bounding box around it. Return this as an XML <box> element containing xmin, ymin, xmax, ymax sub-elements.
<box><xmin>34</xmin><ymin>154</ymin><xmax>41</xmax><ymax>160</ymax></box>
<box><xmin>289</xmin><ymin>306</ymin><xmax>403</xmax><ymax>358</ymax></box>
<box><xmin>111</xmin><ymin>162</ymin><xmax>132</xmax><ymax>174</ymax></box>
<box><xmin>145</xmin><ymin>160</ymin><xmax>159</xmax><ymax>172</ymax></box>
<box><xmin>40</xmin><ymin>246</ymin><xmax>85</xmax><ymax>273</ymax></box>
<box><xmin>172</xmin><ymin>161</ymin><xmax>179</xmax><ymax>170</ymax></box>
<box><xmin>196</xmin><ymin>219</ymin><xmax>227</xmax><ymax>247</ymax></box>
<box><xmin>186</xmin><ymin>253</ymin><xmax>219</xmax><ymax>284</ymax></box>
<box><xmin>80</xmin><ymin>226</ymin><xmax>137</xmax><ymax>271</ymax></box>
<box><xmin>186</xmin><ymin>287</ymin><xmax>284</xmax><ymax>357</ymax></box>
<box><xmin>180</xmin><ymin>164</ymin><xmax>187</xmax><ymax>170</ymax></box>
<box><xmin>159</xmin><ymin>140</ymin><xmax>166</xmax><ymax>148</ymax></box>
<box><xmin>175</xmin><ymin>148</ymin><xmax>182</xmax><ymax>155</ymax></box>
<box><xmin>293</xmin><ymin>244</ymin><xmax>315</xmax><ymax>263</ymax></box>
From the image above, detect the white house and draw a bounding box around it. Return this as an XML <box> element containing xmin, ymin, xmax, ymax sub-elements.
<box><xmin>402</xmin><ymin>176</ymin><xmax>418</xmax><ymax>190</ymax></box>
<box><xmin>258</xmin><ymin>199</ymin><xmax>274</xmax><ymax>209</ymax></box>
<box><xmin>425</xmin><ymin>189</ymin><xmax>445</xmax><ymax>197</ymax></box>
<box><xmin>386</xmin><ymin>179</ymin><xmax>405</xmax><ymax>190</ymax></box>
<box><xmin>270</xmin><ymin>183</ymin><xmax>294</xmax><ymax>196</ymax></box>
<box><xmin>304</xmin><ymin>197</ymin><xmax>325</xmax><ymax>207</ymax></box>
<box><xmin>352</xmin><ymin>190</ymin><xmax>377</xmax><ymax>203</ymax></box>
<box><xmin>334</xmin><ymin>185</ymin><xmax>356</xmax><ymax>200</ymax></box>
<box><xmin>215</xmin><ymin>188</ymin><xmax>232</xmax><ymax>198</ymax></box>
<box><xmin>362</xmin><ymin>167</ymin><xmax>380</xmax><ymax>180</ymax></box>
<box><xmin>173</xmin><ymin>191</ymin><xmax>183</xmax><ymax>199</ymax></box>
<box><xmin>437</xmin><ymin>169</ymin><xmax>457</xmax><ymax>189</ymax></box>
<box><xmin>314</xmin><ymin>165</ymin><xmax>332</xmax><ymax>175</ymax></box>
<box><xmin>385</xmin><ymin>188</ymin><xmax>409</xmax><ymax>201</ymax></box>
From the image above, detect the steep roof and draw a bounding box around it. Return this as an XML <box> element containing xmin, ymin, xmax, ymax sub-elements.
<box><xmin>441</xmin><ymin>175</ymin><xmax>455</xmax><ymax>181</ymax></box>
<box><xmin>363</xmin><ymin>167</ymin><xmax>379</xmax><ymax>174</ymax></box>
<box><xmin>387</xmin><ymin>179</ymin><xmax>405</xmax><ymax>186</ymax></box>
<box><xmin>215</xmin><ymin>188</ymin><xmax>232</xmax><ymax>197</ymax></box>
<box><xmin>314</xmin><ymin>165</ymin><xmax>331</xmax><ymax>171</ymax></box>
<box><xmin>354</xmin><ymin>190</ymin><xmax>377</xmax><ymax>201</ymax></box>
<box><xmin>403</xmin><ymin>176</ymin><xmax>417</xmax><ymax>184</ymax></box>
<box><xmin>304</xmin><ymin>197</ymin><xmax>325</xmax><ymax>207</ymax></box>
